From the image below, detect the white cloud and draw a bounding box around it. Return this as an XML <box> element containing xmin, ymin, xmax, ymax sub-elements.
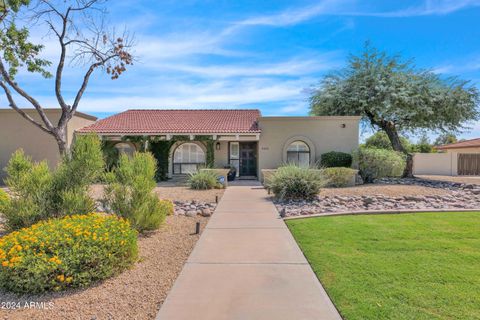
<box><xmin>236</xmin><ymin>0</ymin><xmax>352</xmax><ymax>27</ymax></box>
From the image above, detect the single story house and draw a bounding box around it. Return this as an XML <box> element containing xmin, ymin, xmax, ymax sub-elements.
<box><xmin>413</xmin><ymin>138</ymin><xmax>480</xmax><ymax>176</ymax></box>
<box><xmin>78</xmin><ymin>109</ymin><xmax>360</xmax><ymax>179</ymax></box>
<box><xmin>0</xmin><ymin>109</ymin><xmax>97</xmax><ymax>181</ymax></box>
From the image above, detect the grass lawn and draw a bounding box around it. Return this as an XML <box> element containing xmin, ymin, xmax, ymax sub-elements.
<box><xmin>286</xmin><ymin>212</ymin><xmax>480</xmax><ymax>320</ymax></box>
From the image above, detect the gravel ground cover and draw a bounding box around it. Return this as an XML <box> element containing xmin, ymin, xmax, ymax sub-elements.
<box><xmin>277</xmin><ymin>178</ymin><xmax>480</xmax><ymax>217</ymax></box>
<box><xmin>90</xmin><ymin>184</ymin><xmax>224</xmax><ymax>203</ymax></box>
<box><xmin>0</xmin><ymin>215</ymin><xmax>208</xmax><ymax>320</ymax></box>
<box><xmin>416</xmin><ymin>175</ymin><xmax>480</xmax><ymax>185</ymax></box>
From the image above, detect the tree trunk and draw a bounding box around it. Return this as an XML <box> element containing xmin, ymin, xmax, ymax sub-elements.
<box><xmin>53</xmin><ymin>127</ymin><xmax>68</xmax><ymax>156</ymax></box>
<box><xmin>381</xmin><ymin>122</ymin><xmax>414</xmax><ymax>178</ymax></box>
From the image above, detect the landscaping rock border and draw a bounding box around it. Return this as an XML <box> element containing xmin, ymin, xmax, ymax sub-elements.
<box><xmin>275</xmin><ymin>177</ymin><xmax>480</xmax><ymax>218</ymax></box>
<box><xmin>173</xmin><ymin>200</ymin><xmax>217</xmax><ymax>217</ymax></box>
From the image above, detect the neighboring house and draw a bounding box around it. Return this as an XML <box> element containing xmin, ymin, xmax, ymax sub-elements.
<box><xmin>78</xmin><ymin>109</ymin><xmax>360</xmax><ymax>179</ymax></box>
<box><xmin>413</xmin><ymin>138</ymin><xmax>480</xmax><ymax>176</ymax></box>
<box><xmin>0</xmin><ymin>109</ymin><xmax>97</xmax><ymax>181</ymax></box>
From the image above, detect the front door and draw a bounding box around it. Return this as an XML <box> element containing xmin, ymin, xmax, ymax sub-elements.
<box><xmin>239</xmin><ymin>142</ymin><xmax>257</xmax><ymax>176</ymax></box>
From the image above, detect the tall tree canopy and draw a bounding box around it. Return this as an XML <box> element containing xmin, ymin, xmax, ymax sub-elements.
<box><xmin>310</xmin><ymin>44</ymin><xmax>479</xmax><ymax>176</ymax></box>
<box><xmin>434</xmin><ymin>133</ymin><xmax>458</xmax><ymax>146</ymax></box>
<box><xmin>0</xmin><ymin>0</ymin><xmax>134</xmax><ymax>154</ymax></box>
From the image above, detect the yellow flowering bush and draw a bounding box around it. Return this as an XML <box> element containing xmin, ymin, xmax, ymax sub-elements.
<box><xmin>0</xmin><ymin>213</ymin><xmax>137</xmax><ymax>294</ymax></box>
<box><xmin>159</xmin><ymin>199</ymin><xmax>174</xmax><ymax>216</ymax></box>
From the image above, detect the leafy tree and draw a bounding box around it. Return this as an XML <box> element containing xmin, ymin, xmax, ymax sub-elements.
<box><xmin>364</xmin><ymin>131</ymin><xmax>412</xmax><ymax>152</ymax></box>
<box><xmin>434</xmin><ymin>133</ymin><xmax>458</xmax><ymax>146</ymax></box>
<box><xmin>310</xmin><ymin>43</ymin><xmax>479</xmax><ymax>176</ymax></box>
<box><xmin>411</xmin><ymin>134</ymin><xmax>434</xmax><ymax>153</ymax></box>
<box><xmin>0</xmin><ymin>0</ymin><xmax>134</xmax><ymax>154</ymax></box>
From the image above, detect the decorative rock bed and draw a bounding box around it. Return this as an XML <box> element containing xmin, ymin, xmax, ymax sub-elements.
<box><xmin>173</xmin><ymin>200</ymin><xmax>217</xmax><ymax>217</ymax></box>
<box><xmin>275</xmin><ymin>177</ymin><xmax>480</xmax><ymax>217</ymax></box>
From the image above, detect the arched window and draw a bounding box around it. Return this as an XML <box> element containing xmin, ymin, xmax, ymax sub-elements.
<box><xmin>173</xmin><ymin>143</ymin><xmax>206</xmax><ymax>174</ymax></box>
<box><xmin>115</xmin><ymin>142</ymin><xmax>135</xmax><ymax>156</ymax></box>
<box><xmin>286</xmin><ymin>141</ymin><xmax>310</xmax><ymax>167</ymax></box>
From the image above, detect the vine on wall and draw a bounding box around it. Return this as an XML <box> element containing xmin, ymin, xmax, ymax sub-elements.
<box><xmin>148</xmin><ymin>135</ymin><xmax>216</xmax><ymax>181</ymax></box>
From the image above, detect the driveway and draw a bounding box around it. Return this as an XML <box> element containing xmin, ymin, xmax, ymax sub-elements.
<box><xmin>156</xmin><ymin>182</ymin><xmax>341</xmax><ymax>320</ymax></box>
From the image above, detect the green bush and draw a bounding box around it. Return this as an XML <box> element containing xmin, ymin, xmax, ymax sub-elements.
<box><xmin>268</xmin><ymin>165</ymin><xmax>326</xmax><ymax>201</ymax></box>
<box><xmin>0</xmin><ymin>189</ymin><xmax>10</xmax><ymax>213</ymax></box>
<box><xmin>51</xmin><ymin>134</ymin><xmax>104</xmax><ymax>216</ymax></box>
<box><xmin>354</xmin><ymin>147</ymin><xmax>406</xmax><ymax>183</ymax></box>
<box><xmin>188</xmin><ymin>171</ymin><xmax>220</xmax><ymax>190</ymax></box>
<box><xmin>3</xmin><ymin>150</ymin><xmax>53</xmax><ymax>231</ymax></box>
<box><xmin>0</xmin><ymin>213</ymin><xmax>137</xmax><ymax>294</ymax></box>
<box><xmin>320</xmin><ymin>151</ymin><xmax>352</xmax><ymax>168</ymax></box>
<box><xmin>104</xmin><ymin>152</ymin><xmax>166</xmax><ymax>232</ymax></box>
<box><xmin>323</xmin><ymin>167</ymin><xmax>357</xmax><ymax>188</ymax></box>
<box><xmin>159</xmin><ymin>199</ymin><xmax>174</xmax><ymax>216</ymax></box>
<box><xmin>2</xmin><ymin>135</ymin><xmax>104</xmax><ymax>230</ymax></box>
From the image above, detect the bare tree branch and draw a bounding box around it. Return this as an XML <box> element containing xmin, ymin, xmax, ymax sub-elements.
<box><xmin>0</xmin><ymin>80</ymin><xmax>52</xmax><ymax>134</ymax></box>
<box><xmin>0</xmin><ymin>59</ymin><xmax>55</xmax><ymax>131</ymax></box>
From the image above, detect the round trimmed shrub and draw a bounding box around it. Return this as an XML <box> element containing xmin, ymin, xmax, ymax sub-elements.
<box><xmin>354</xmin><ymin>147</ymin><xmax>406</xmax><ymax>183</ymax></box>
<box><xmin>320</xmin><ymin>151</ymin><xmax>353</xmax><ymax>168</ymax></box>
<box><xmin>268</xmin><ymin>165</ymin><xmax>326</xmax><ymax>201</ymax></box>
<box><xmin>188</xmin><ymin>171</ymin><xmax>220</xmax><ymax>190</ymax></box>
<box><xmin>0</xmin><ymin>213</ymin><xmax>138</xmax><ymax>294</ymax></box>
<box><xmin>323</xmin><ymin>167</ymin><xmax>358</xmax><ymax>188</ymax></box>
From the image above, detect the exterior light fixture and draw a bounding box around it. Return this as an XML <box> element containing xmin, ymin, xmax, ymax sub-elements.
<box><xmin>216</xmin><ymin>142</ymin><xmax>221</xmax><ymax>150</ymax></box>
<box><xmin>341</xmin><ymin>124</ymin><xmax>346</xmax><ymax>128</ymax></box>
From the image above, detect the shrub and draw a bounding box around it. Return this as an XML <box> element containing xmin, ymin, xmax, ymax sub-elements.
<box><xmin>267</xmin><ymin>165</ymin><xmax>326</xmax><ymax>201</ymax></box>
<box><xmin>51</xmin><ymin>134</ymin><xmax>104</xmax><ymax>216</ymax></box>
<box><xmin>0</xmin><ymin>189</ymin><xmax>10</xmax><ymax>213</ymax></box>
<box><xmin>320</xmin><ymin>151</ymin><xmax>352</xmax><ymax>168</ymax></box>
<box><xmin>354</xmin><ymin>147</ymin><xmax>406</xmax><ymax>183</ymax></box>
<box><xmin>159</xmin><ymin>199</ymin><xmax>174</xmax><ymax>216</ymax></box>
<box><xmin>2</xmin><ymin>135</ymin><xmax>104</xmax><ymax>230</ymax></box>
<box><xmin>104</xmin><ymin>153</ymin><xmax>166</xmax><ymax>232</ymax></box>
<box><xmin>188</xmin><ymin>171</ymin><xmax>220</xmax><ymax>190</ymax></box>
<box><xmin>3</xmin><ymin>150</ymin><xmax>53</xmax><ymax>231</ymax></box>
<box><xmin>323</xmin><ymin>167</ymin><xmax>357</xmax><ymax>188</ymax></box>
<box><xmin>0</xmin><ymin>214</ymin><xmax>137</xmax><ymax>294</ymax></box>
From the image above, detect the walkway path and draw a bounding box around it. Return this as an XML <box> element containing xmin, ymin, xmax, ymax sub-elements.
<box><xmin>157</xmin><ymin>182</ymin><xmax>341</xmax><ymax>320</ymax></box>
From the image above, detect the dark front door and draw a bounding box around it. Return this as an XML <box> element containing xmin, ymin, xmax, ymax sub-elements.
<box><xmin>239</xmin><ymin>142</ymin><xmax>257</xmax><ymax>176</ymax></box>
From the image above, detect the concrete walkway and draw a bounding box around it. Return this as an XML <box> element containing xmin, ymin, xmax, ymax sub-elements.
<box><xmin>157</xmin><ymin>182</ymin><xmax>341</xmax><ymax>320</ymax></box>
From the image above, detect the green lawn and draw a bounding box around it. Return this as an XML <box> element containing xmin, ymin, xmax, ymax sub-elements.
<box><xmin>286</xmin><ymin>212</ymin><xmax>480</xmax><ymax>320</ymax></box>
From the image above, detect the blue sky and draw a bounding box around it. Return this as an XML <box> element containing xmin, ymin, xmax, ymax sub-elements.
<box><xmin>2</xmin><ymin>0</ymin><xmax>480</xmax><ymax>140</ymax></box>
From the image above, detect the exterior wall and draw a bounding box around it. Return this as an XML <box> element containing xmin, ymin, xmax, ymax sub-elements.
<box><xmin>413</xmin><ymin>153</ymin><xmax>456</xmax><ymax>176</ymax></box>
<box><xmin>214</xmin><ymin>141</ymin><xmax>229</xmax><ymax>169</ymax></box>
<box><xmin>257</xmin><ymin>116</ymin><xmax>360</xmax><ymax>175</ymax></box>
<box><xmin>0</xmin><ymin>109</ymin><xmax>96</xmax><ymax>181</ymax></box>
<box><xmin>414</xmin><ymin>148</ymin><xmax>480</xmax><ymax>176</ymax></box>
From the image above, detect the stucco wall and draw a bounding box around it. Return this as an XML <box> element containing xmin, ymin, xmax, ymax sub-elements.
<box><xmin>413</xmin><ymin>153</ymin><xmax>456</xmax><ymax>176</ymax></box>
<box><xmin>214</xmin><ymin>141</ymin><xmax>229</xmax><ymax>169</ymax></box>
<box><xmin>414</xmin><ymin>148</ymin><xmax>480</xmax><ymax>176</ymax></box>
<box><xmin>0</xmin><ymin>109</ymin><xmax>96</xmax><ymax>181</ymax></box>
<box><xmin>257</xmin><ymin>116</ymin><xmax>360</xmax><ymax>175</ymax></box>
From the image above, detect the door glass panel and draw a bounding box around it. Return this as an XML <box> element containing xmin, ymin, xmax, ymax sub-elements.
<box><xmin>230</xmin><ymin>142</ymin><xmax>239</xmax><ymax>159</ymax></box>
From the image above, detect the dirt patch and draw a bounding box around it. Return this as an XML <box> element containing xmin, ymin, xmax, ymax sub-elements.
<box><xmin>320</xmin><ymin>184</ymin><xmax>451</xmax><ymax>197</ymax></box>
<box><xmin>90</xmin><ymin>184</ymin><xmax>224</xmax><ymax>203</ymax></box>
<box><xmin>0</xmin><ymin>215</ymin><xmax>208</xmax><ymax>320</ymax></box>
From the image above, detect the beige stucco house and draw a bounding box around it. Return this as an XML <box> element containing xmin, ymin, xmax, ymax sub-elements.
<box><xmin>0</xmin><ymin>109</ymin><xmax>97</xmax><ymax>180</ymax></box>
<box><xmin>413</xmin><ymin>138</ymin><xmax>480</xmax><ymax>176</ymax></box>
<box><xmin>78</xmin><ymin>109</ymin><xmax>360</xmax><ymax>179</ymax></box>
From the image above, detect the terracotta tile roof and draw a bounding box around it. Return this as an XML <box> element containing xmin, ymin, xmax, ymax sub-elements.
<box><xmin>78</xmin><ymin>109</ymin><xmax>261</xmax><ymax>134</ymax></box>
<box><xmin>436</xmin><ymin>138</ymin><xmax>480</xmax><ymax>150</ymax></box>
